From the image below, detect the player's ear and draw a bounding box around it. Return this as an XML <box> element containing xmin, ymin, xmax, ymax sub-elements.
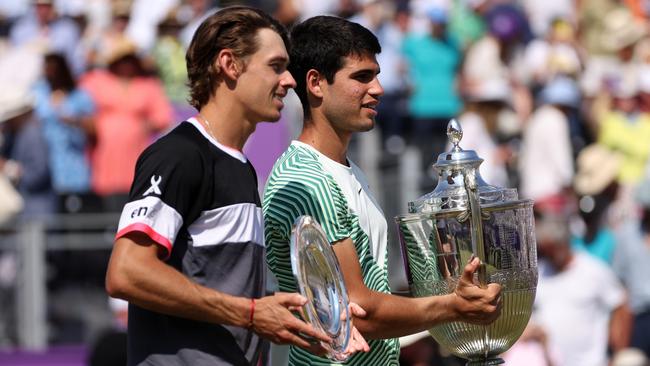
<box><xmin>215</xmin><ymin>49</ymin><xmax>240</xmax><ymax>80</ymax></box>
<box><xmin>306</xmin><ymin>69</ymin><xmax>324</xmax><ymax>98</ymax></box>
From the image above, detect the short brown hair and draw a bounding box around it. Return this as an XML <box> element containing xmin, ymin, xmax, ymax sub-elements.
<box><xmin>186</xmin><ymin>6</ymin><xmax>289</xmax><ymax>110</ymax></box>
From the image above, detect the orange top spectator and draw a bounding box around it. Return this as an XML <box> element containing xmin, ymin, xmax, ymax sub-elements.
<box><xmin>80</xmin><ymin>40</ymin><xmax>172</xmax><ymax>199</ymax></box>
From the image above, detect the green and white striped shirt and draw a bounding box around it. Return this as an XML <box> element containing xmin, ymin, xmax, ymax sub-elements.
<box><xmin>263</xmin><ymin>141</ymin><xmax>400</xmax><ymax>366</ymax></box>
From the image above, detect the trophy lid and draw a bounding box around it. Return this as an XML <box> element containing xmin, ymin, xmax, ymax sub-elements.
<box><xmin>408</xmin><ymin>119</ymin><xmax>518</xmax><ymax>213</ymax></box>
<box><xmin>290</xmin><ymin>215</ymin><xmax>351</xmax><ymax>362</ymax></box>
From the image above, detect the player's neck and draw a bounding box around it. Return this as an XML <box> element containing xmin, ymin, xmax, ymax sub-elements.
<box><xmin>298</xmin><ymin>116</ymin><xmax>351</xmax><ymax>166</ymax></box>
<box><xmin>199</xmin><ymin>99</ymin><xmax>255</xmax><ymax>151</ymax></box>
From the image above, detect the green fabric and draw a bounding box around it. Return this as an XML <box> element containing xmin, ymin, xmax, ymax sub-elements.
<box><xmin>263</xmin><ymin>143</ymin><xmax>400</xmax><ymax>366</ymax></box>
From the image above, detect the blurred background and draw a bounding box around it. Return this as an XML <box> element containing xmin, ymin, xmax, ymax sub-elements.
<box><xmin>0</xmin><ymin>0</ymin><xmax>649</xmax><ymax>365</ymax></box>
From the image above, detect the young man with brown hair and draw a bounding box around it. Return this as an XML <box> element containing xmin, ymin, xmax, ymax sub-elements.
<box><xmin>105</xmin><ymin>6</ymin><xmax>331</xmax><ymax>366</ymax></box>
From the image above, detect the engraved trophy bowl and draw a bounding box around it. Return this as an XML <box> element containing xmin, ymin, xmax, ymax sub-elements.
<box><xmin>395</xmin><ymin>120</ymin><xmax>538</xmax><ymax>365</ymax></box>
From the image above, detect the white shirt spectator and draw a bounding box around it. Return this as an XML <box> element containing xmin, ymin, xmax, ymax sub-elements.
<box><xmin>519</xmin><ymin>104</ymin><xmax>574</xmax><ymax>201</ymax></box>
<box><xmin>454</xmin><ymin>111</ymin><xmax>509</xmax><ymax>187</ymax></box>
<box><xmin>534</xmin><ymin>252</ymin><xmax>626</xmax><ymax>366</ymax></box>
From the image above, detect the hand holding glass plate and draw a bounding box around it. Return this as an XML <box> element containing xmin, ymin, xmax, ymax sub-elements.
<box><xmin>290</xmin><ymin>215</ymin><xmax>352</xmax><ymax>362</ymax></box>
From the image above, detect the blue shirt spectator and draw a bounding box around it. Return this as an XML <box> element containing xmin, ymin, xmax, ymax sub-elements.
<box><xmin>34</xmin><ymin>80</ymin><xmax>94</xmax><ymax>194</ymax></box>
<box><xmin>402</xmin><ymin>24</ymin><xmax>461</xmax><ymax>119</ymax></box>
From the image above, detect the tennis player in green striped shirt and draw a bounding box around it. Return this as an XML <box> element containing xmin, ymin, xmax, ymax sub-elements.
<box><xmin>263</xmin><ymin>15</ymin><xmax>502</xmax><ymax>366</ymax></box>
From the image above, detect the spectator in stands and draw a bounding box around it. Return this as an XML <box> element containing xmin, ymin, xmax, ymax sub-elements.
<box><xmin>0</xmin><ymin>88</ymin><xmax>55</xmax><ymax>217</ymax></box>
<box><xmin>34</xmin><ymin>53</ymin><xmax>96</xmax><ymax>213</ymax></box>
<box><xmin>179</xmin><ymin>0</ymin><xmax>218</xmax><ymax>48</ymax></box>
<box><xmin>462</xmin><ymin>3</ymin><xmax>533</xmax><ymax>125</ymax></box>
<box><xmin>10</xmin><ymin>0</ymin><xmax>82</xmax><ymax>74</ymax></box>
<box><xmin>454</xmin><ymin>77</ymin><xmax>514</xmax><ymax>188</ymax></box>
<box><xmin>613</xmin><ymin>181</ymin><xmax>650</xmax><ymax>359</ymax></box>
<box><xmin>350</xmin><ymin>0</ymin><xmax>408</xmax><ymax>156</ymax></box>
<box><xmin>597</xmin><ymin>75</ymin><xmax>650</xmax><ymax>188</ymax></box>
<box><xmin>80</xmin><ymin>38</ymin><xmax>172</xmax><ymax>211</ymax></box>
<box><xmin>402</xmin><ymin>4</ymin><xmax>461</xmax><ymax>191</ymax></box>
<box><xmin>533</xmin><ymin>211</ymin><xmax>632</xmax><ymax>366</ymax></box>
<box><xmin>571</xmin><ymin>144</ymin><xmax>623</xmax><ymax>264</ymax></box>
<box><xmin>151</xmin><ymin>9</ymin><xmax>192</xmax><ymax>122</ymax></box>
<box><xmin>519</xmin><ymin>76</ymin><xmax>578</xmax><ymax>206</ymax></box>
<box><xmin>85</xmin><ymin>0</ymin><xmax>134</xmax><ymax>70</ymax></box>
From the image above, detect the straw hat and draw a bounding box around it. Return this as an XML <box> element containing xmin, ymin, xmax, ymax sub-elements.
<box><xmin>0</xmin><ymin>89</ymin><xmax>34</xmax><ymax>123</ymax></box>
<box><xmin>112</xmin><ymin>0</ymin><xmax>132</xmax><ymax>18</ymax></box>
<box><xmin>103</xmin><ymin>38</ymin><xmax>138</xmax><ymax>66</ymax></box>
<box><xmin>573</xmin><ymin>144</ymin><xmax>622</xmax><ymax>196</ymax></box>
<box><xmin>602</xmin><ymin>8</ymin><xmax>647</xmax><ymax>51</ymax></box>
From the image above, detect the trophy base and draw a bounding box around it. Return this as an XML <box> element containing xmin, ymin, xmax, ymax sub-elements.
<box><xmin>466</xmin><ymin>357</ymin><xmax>504</xmax><ymax>366</ymax></box>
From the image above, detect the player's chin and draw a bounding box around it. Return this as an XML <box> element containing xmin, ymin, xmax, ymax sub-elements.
<box><xmin>358</xmin><ymin>118</ymin><xmax>375</xmax><ymax>132</ymax></box>
<box><xmin>262</xmin><ymin>111</ymin><xmax>282</xmax><ymax>123</ymax></box>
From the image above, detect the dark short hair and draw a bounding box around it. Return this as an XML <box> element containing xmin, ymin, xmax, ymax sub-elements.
<box><xmin>44</xmin><ymin>53</ymin><xmax>76</xmax><ymax>92</ymax></box>
<box><xmin>288</xmin><ymin>16</ymin><xmax>381</xmax><ymax>120</ymax></box>
<box><xmin>186</xmin><ymin>6</ymin><xmax>289</xmax><ymax>110</ymax></box>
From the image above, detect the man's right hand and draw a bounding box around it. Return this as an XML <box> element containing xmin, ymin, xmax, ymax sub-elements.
<box><xmin>450</xmin><ymin>257</ymin><xmax>502</xmax><ymax>325</ymax></box>
<box><xmin>252</xmin><ymin>292</ymin><xmax>332</xmax><ymax>354</ymax></box>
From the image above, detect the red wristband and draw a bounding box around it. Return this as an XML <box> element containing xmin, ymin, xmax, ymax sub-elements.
<box><xmin>249</xmin><ymin>298</ymin><xmax>256</xmax><ymax>328</ymax></box>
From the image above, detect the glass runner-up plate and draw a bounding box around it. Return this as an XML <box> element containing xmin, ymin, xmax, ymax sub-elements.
<box><xmin>290</xmin><ymin>215</ymin><xmax>352</xmax><ymax>362</ymax></box>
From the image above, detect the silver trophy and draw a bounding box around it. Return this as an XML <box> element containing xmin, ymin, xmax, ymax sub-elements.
<box><xmin>395</xmin><ymin>120</ymin><xmax>538</xmax><ymax>365</ymax></box>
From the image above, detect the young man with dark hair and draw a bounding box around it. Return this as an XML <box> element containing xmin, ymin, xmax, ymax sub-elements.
<box><xmin>263</xmin><ymin>16</ymin><xmax>502</xmax><ymax>365</ymax></box>
<box><xmin>105</xmin><ymin>6</ymin><xmax>332</xmax><ymax>366</ymax></box>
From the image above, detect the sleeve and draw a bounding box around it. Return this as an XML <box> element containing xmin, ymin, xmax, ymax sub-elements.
<box><xmin>115</xmin><ymin>139</ymin><xmax>205</xmax><ymax>259</ymax></box>
<box><xmin>596</xmin><ymin>259</ymin><xmax>626</xmax><ymax>311</ymax></box>
<box><xmin>263</xmin><ymin>169</ymin><xmax>352</xmax><ymax>246</ymax></box>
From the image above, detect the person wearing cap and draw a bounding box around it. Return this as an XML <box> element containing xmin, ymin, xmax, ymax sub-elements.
<box><xmin>0</xmin><ymin>88</ymin><xmax>55</xmax><ymax>217</ymax></box>
<box><xmin>85</xmin><ymin>0</ymin><xmax>134</xmax><ymax>70</ymax></box>
<box><xmin>402</xmin><ymin>4</ymin><xmax>462</xmax><ymax>191</ymax></box>
<box><xmin>105</xmin><ymin>7</ymin><xmax>368</xmax><ymax>366</ymax></box>
<box><xmin>263</xmin><ymin>15</ymin><xmax>501</xmax><ymax>366</ymax></box>
<box><xmin>571</xmin><ymin>144</ymin><xmax>623</xmax><ymax>264</ymax></box>
<box><xmin>518</xmin><ymin>76</ymin><xmax>579</xmax><ymax>207</ymax></box>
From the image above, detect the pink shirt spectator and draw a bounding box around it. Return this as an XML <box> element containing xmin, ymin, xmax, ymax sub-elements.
<box><xmin>80</xmin><ymin>70</ymin><xmax>172</xmax><ymax>195</ymax></box>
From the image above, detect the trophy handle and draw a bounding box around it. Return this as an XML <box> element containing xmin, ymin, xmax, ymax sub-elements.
<box><xmin>464</xmin><ymin>169</ymin><xmax>488</xmax><ymax>288</ymax></box>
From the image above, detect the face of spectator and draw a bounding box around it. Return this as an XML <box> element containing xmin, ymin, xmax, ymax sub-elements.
<box><xmin>234</xmin><ymin>28</ymin><xmax>296</xmax><ymax>123</ymax></box>
<box><xmin>318</xmin><ymin>54</ymin><xmax>383</xmax><ymax>135</ymax></box>
<box><xmin>35</xmin><ymin>3</ymin><xmax>55</xmax><ymax>25</ymax></box>
<box><xmin>110</xmin><ymin>55</ymin><xmax>141</xmax><ymax>79</ymax></box>
<box><xmin>112</xmin><ymin>15</ymin><xmax>130</xmax><ymax>33</ymax></box>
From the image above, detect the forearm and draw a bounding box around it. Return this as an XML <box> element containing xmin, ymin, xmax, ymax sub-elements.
<box><xmin>350</xmin><ymin>289</ymin><xmax>456</xmax><ymax>339</ymax></box>
<box><xmin>106</xmin><ymin>236</ymin><xmax>251</xmax><ymax>328</ymax></box>
<box><xmin>608</xmin><ymin>302</ymin><xmax>633</xmax><ymax>352</ymax></box>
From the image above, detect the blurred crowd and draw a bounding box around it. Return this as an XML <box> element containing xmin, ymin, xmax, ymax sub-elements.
<box><xmin>0</xmin><ymin>0</ymin><xmax>650</xmax><ymax>365</ymax></box>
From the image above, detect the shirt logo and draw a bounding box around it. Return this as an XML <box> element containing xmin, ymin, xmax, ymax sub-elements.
<box><xmin>143</xmin><ymin>175</ymin><xmax>162</xmax><ymax>196</ymax></box>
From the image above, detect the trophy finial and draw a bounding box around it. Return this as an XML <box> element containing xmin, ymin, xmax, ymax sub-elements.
<box><xmin>447</xmin><ymin>119</ymin><xmax>463</xmax><ymax>150</ymax></box>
